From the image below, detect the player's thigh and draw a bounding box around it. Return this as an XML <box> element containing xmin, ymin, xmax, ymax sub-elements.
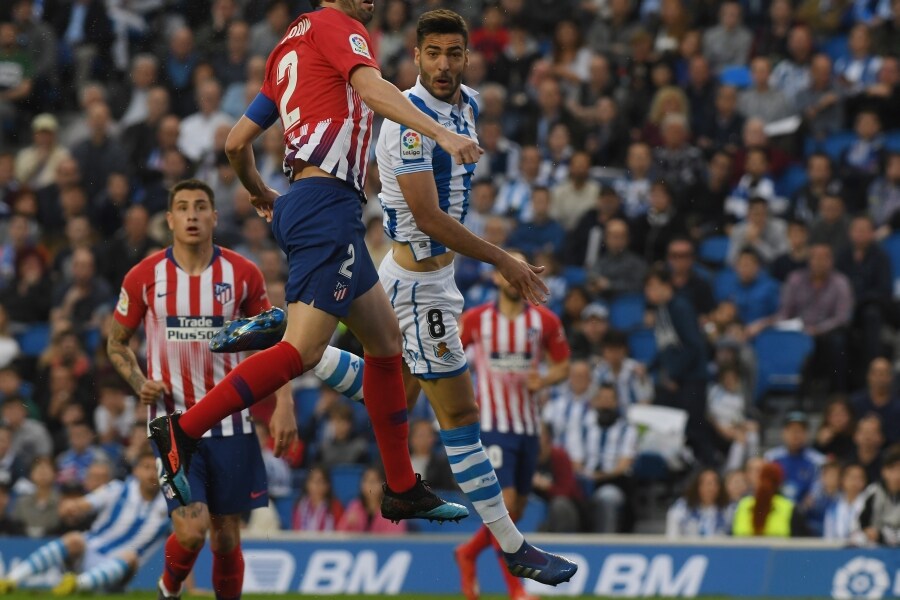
<box><xmin>419</xmin><ymin>371</ymin><xmax>479</xmax><ymax>428</ymax></box>
<box><xmin>342</xmin><ymin>282</ymin><xmax>402</xmax><ymax>357</ymax></box>
<box><xmin>282</xmin><ymin>299</ymin><xmax>340</xmax><ymax>368</ymax></box>
<box><xmin>209</xmin><ymin>513</ymin><xmax>243</xmax><ymax>553</ymax></box>
<box><xmin>203</xmin><ymin>435</ymin><xmax>269</xmax><ymax>518</ymax></box>
<box><xmin>171</xmin><ymin>503</ymin><xmax>211</xmax><ymax>549</ymax></box>
<box><xmin>401</xmin><ymin>361</ymin><xmax>423</xmax><ymax>412</ymax></box>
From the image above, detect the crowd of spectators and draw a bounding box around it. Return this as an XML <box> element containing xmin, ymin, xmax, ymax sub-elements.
<box><xmin>0</xmin><ymin>0</ymin><xmax>899</xmax><ymax>542</ymax></box>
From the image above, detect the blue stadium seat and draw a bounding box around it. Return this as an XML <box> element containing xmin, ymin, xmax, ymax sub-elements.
<box><xmin>886</xmin><ymin>130</ymin><xmax>900</xmax><ymax>153</ymax></box>
<box><xmin>274</xmin><ymin>492</ymin><xmax>299</xmax><ymax>530</ymax></box>
<box><xmin>881</xmin><ymin>233</ymin><xmax>900</xmax><ymax>298</ymax></box>
<box><xmin>774</xmin><ymin>164</ymin><xmax>808</xmax><ymax>197</ymax></box>
<box><xmin>822</xmin><ymin>35</ymin><xmax>849</xmax><ymax>62</ymax></box>
<box><xmin>330</xmin><ymin>464</ymin><xmax>366</xmax><ymax>507</ymax></box>
<box><xmin>81</xmin><ymin>328</ymin><xmax>101</xmax><ymax>354</ymax></box>
<box><xmin>516</xmin><ymin>496</ymin><xmax>547</xmax><ymax>533</ymax></box>
<box><xmin>294</xmin><ymin>388</ymin><xmax>320</xmax><ymax>425</ymax></box>
<box><xmin>632</xmin><ymin>452</ymin><xmax>669</xmax><ymax>482</ymax></box>
<box><xmin>713</xmin><ymin>267</ymin><xmax>737</xmax><ymax>303</ymax></box>
<box><xmin>719</xmin><ymin>65</ymin><xmax>751</xmax><ymax>88</ymax></box>
<box><xmin>821</xmin><ymin>131</ymin><xmax>857</xmax><ymax>160</ymax></box>
<box><xmin>628</xmin><ymin>328</ymin><xmax>657</xmax><ymax>364</ymax></box>
<box><xmin>15</xmin><ymin>324</ymin><xmax>51</xmax><ymax>357</ymax></box>
<box><xmin>698</xmin><ymin>236</ymin><xmax>729</xmax><ymax>267</ymax></box>
<box><xmin>562</xmin><ymin>266</ymin><xmax>587</xmax><ymax>287</ymax></box>
<box><xmin>752</xmin><ymin>329</ymin><xmax>814</xmax><ymax>402</ymax></box>
<box><xmin>609</xmin><ymin>293</ymin><xmax>645</xmax><ymax>331</ymax></box>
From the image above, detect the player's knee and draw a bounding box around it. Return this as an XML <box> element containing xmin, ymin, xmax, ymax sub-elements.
<box><xmin>119</xmin><ymin>551</ymin><xmax>139</xmax><ymax>570</ymax></box>
<box><xmin>174</xmin><ymin>523</ymin><xmax>207</xmax><ymax>550</ymax></box>
<box><xmin>210</xmin><ymin>529</ymin><xmax>239</xmax><ymax>553</ymax></box>
<box><xmin>62</xmin><ymin>532</ymin><xmax>85</xmax><ymax>555</ymax></box>
<box><xmin>442</xmin><ymin>403</ymin><xmax>480</xmax><ymax>427</ymax></box>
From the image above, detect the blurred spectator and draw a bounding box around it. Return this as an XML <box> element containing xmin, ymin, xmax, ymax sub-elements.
<box><xmin>408</xmin><ymin>419</ymin><xmax>455</xmax><ymax>491</ymax></box>
<box><xmin>519</xmin><ymin>77</ymin><xmax>581</xmax><ymax>150</ymax></box>
<box><xmin>708</xmin><ymin>365</ymin><xmax>760</xmax><ymax>471</ymax></box>
<box><xmin>543</xmin><ymin>360</ymin><xmax>594</xmax><ymax>445</ymax></box>
<box><xmin>570</xmin><ymin>302</ymin><xmax>609</xmax><ymax>361</ymax></box>
<box><xmin>824</xmin><ymin>462</ymin><xmax>868</xmax><ymax>541</ymax></box>
<box><xmin>508</xmin><ymin>186</ymin><xmax>565</xmax><ymax>257</ymax></box>
<box><xmin>0</xmin><ymin>424</ymin><xmax>24</xmax><ymax>486</ymax></box>
<box><xmin>727</xmin><ymin>198</ymin><xmax>789</xmax><ymax>266</ymax></box>
<box><xmin>0</xmin><ymin>305</ymin><xmax>18</xmax><ymax>368</ymax></box>
<box><xmin>651</xmin><ymin>114</ymin><xmax>705</xmax><ymax>204</ymax></box>
<box><xmin>212</xmin><ymin>20</ymin><xmax>250</xmax><ymax>88</ymax></box>
<box><xmin>49</xmin><ymin>247</ymin><xmax>112</xmax><ymax>332</ymax></box>
<box><xmin>587</xmin><ymin>0</ymin><xmax>639</xmax><ymax>59</ymax></box>
<box><xmin>732</xmin><ymin>462</ymin><xmax>806</xmax><ymax>537</ymax></box>
<box><xmin>15</xmin><ymin>114</ymin><xmax>71</xmax><ymax>190</ymax></box>
<box><xmin>731</xmin><ymin>119</ymin><xmax>792</xmax><ymax>187</ymax></box>
<box><xmin>495</xmin><ymin>145</ymin><xmax>542</xmax><ymax>223</ymax></box>
<box><xmin>0</xmin><ymin>248</ymin><xmax>52</xmax><ymax>323</ymax></box>
<box><xmin>855</xmin><ymin>444</ymin><xmax>900</xmax><ymax>547</ymax></box>
<box><xmin>316</xmin><ymin>403</ymin><xmax>369</xmax><ymax>470</ymax></box>
<box><xmin>719</xmin><ymin>248</ymin><xmax>780</xmax><ymax>324</ymax></box>
<box><xmin>753</xmin><ymin>0</ymin><xmax>792</xmax><ymax>64</ymax></box>
<box><xmin>249</xmin><ymin>1</ymin><xmax>290</xmax><ymax>58</ymax></box>
<box><xmin>854</xmin><ymin>415</ymin><xmax>887</xmax><ymax>484</ymax></box>
<box><xmin>641</xmin><ymin>86</ymin><xmax>689</xmax><ymax>148</ymax></box>
<box><xmin>93</xmin><ymin>382</ymin><xmax>135</xmax><ymax>447</ymax></box>
<box><xmin>1</xmin><ymin>396</ymin><xmax>51</xmax><ymax>468</ymax></box>
<box><xmin>114</xmin><ymin>54</ymin><xmax>159</xmax><ymax>128</ymax></box>
<box><xmin>792</xmin><ymin>154</ymin><xmax>843</xmax><ymax>224</ymax></box>
<box><xmin>666</xmin><ymin>468</ymin><xmax>730</xmax><ymax>537</ymax></box>
<box><xmin>98</xmin><ymin>204</ymin><xmax>157</xmax><ymax>290</ymax></box>
<box><xmin>0</xmin><ymin>21</ymin><xmax>33</xmax><ymax>146</ymax></box>
<box><xmin>867</xmin><ymin>152</ymin><xmax>900</xmax><ymax>234</ymax></box>
<box><xmin>764</xmin><ymin>412</ymin><xmax>826</xmax><ymax>504</ymax></box>
<box><xmin>809</xmin><ymin>194</ymin><xmax>850</xmax><ymax>255</ymax></box>
<box><xmin>595</xmin><ymin>330</ymin><xmax>654</xmax><ymax>409</ymax></box>
<box><xmin>337</xmin><ymin>466</ymin><xmax>406</xmax><ymax>534</ymax></box>
<box><xmin>630</xmin><ymin>180</ymin><xmax>687</xmax><ymax>264</ymax></box>
<box><xmin>667</xmin><ymin>238</ymin><xmax>715</xmax><ymax>318</ymax></box>
<box><xmin>725</xmin><ymin>151</ymin><xmax>783</xmax><ymax>222</ymax></box>
<box><xmin>492</xmin><ymin>21</ymin><xmax>541</xmax><ymax>97</ymax></box>
<box><xmin>872</xmin><ymin>1</ymin><xmax>900</xmax><ymax>55</ymax></box>
<box><xmin>738</xmin><ymin>57</ymin><xmax>795</xmax><ymax>124</ymax></box>
<box><xmin>836</xmin><ymin>25</ymin><xmax>883</xmax><ymax>95</ymax></box>
<box><xmin>804</xmin><ymin>460</ymin><xmax>841</xmax><ymax>536</ymax></box>
<box><xmin>696</xmin><ymin>86</ymin><xmax>744</xmax><ymax>155</ymax></box>
<box><xmin>71</xmin><ymin>103</ymin><xmax>126</xmax><ymax>201</ymax></box>
<box><xmin>292</xmin><ymin>466</ymin><xmax>344</xmax><ymax>532</ymax></box>
<box><xmin>588</xmin><ymin>218</ymin><xmax>647</xmax><ymax>298</ymax></box>
<box><xmin>645</xmin><ymin>266</ymin><xmax>713</xmax><ymax>464</ymax></box>
<box><xmin>533</xmin><ymin>423</ymin><xmax>585</xmax><ymax>533</ymax></box>
<box><xmin>814</xmin><ymin>397</ymin><xmax>858</xmax><ymax>462</ymax></box>
<box><xmin>551</xmin><ymin>151</ymin><xmax>600</xmax><ymax>230</ymax></box>
<box><xmin>178</xmin><ymin>79</ymin><xmax>232</xmax><ymax>163</ymax></box>
<box><xmin>769</xmin><ymin>26</ymin><xmax>814</xmax><ymax>103</ymax></box>
<box><xmin>9</xmin><ymin>0</ymin><xmax>57</xmax><ymax>90</ymax></box>
<box><xmin>614</xmin><ymin>143</ymin><xmax>652</xmax><ymax>220</ymax></box>
<box><xmin>586</xmin><ymin>96</ymin><xmax>629</xmax><ymax>168</ymax></box>
<box><xmin>55</xmin><ymin>421</ymin><xmax>106</xmax><ymax>487</ymax></box>
<box><xmin>850</xmin><ymin>357</ymin><xmax>900</xmax><ymax>445</ymax></box>
<box><xmin>11</xmin><ymin>456</ymin><xmax>60</xmax><ymax>538</ymax></box>
<box><xmin>859</xmin><ymin>56</ymin><xmax>900</xmax><ymax>130</ymax></box>
<box><xmin>549</xmin><ymin>20</ymin><xmax>592</xmax><ymax>99</ymax></box>
<box><xmin>564</xmin><ymin>185</ymin><xmax>624</xmax><ymax>268</ymax></box>
<box><xmin>0</xmin><ymin>481</ymin><xmax>24</xmax><ymax>535</ymax></box>
<box><xmin>841</xmin><ymin>110</ymin><xmax>886</xmax><ymax>205</ymax></box>
<box><xmin>796</xmin><ymin>54</ymin><xmax>845</xmax><ymax>141</ymax></box>
<box><xmin>702</xmin><ymin>1</ymin><xmax>752</xmax><ymax>73</ymax></box>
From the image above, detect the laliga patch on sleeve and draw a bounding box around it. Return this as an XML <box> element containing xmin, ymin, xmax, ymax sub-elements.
<box><xmin>349</xmin><ymin>33</ymin><xmax>372</xmax><ymax>59</ymax></box>
<box><xmin>400</xmin><ymin>129</ymin><xmax>423</xmax><ymax>160</ymax></box>
<box><xmin>117</xmin><ymin>288</ymin><xmax>129</xmax><ymax>316</ymax></box>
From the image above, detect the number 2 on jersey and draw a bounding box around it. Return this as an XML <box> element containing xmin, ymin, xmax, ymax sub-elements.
<box><xmin>277</xmin><ymin>50</ymin><xmax>301</xmax><ymax>130</ymax></box>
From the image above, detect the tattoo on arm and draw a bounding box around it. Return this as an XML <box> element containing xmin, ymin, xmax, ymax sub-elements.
<box><xmin>106</xmin><ymin>320</ymin><xmax>146</xmax><ymax>394</ymax></box>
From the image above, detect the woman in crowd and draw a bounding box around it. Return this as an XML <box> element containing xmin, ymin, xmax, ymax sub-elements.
<box><xmin>337</xmin><ymin>467</ymin><xmax>406</xmax><ymax>535</ymax></box>
<box><xmin>292</xmin><ymin>466</ymin><xmax>344</xmax><ymax>532</ymax></box>
<box><xmin>732</xmin><ymin>462</ymin><xmax>806</xmax><ymax>537</ymax></box>
<box><xmin>666</xmin><ymin>468</ymin><xmax>730</xmax><ymax>537</ymax></box>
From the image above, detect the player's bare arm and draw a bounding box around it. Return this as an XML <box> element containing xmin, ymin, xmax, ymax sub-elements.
<box><xmin>225</xmin><ymin>117</ymin><xmax>279</xmax><ymax>222</ymax></box>
<box><xmin>350</xmin><ymin>66</ymin><xmax>482</xmax><ymax>165</ymax></box>
<box><xmin>270</xmin><ymin>385</ymin><xmax>298</xmax><ymax>458</ymax></box>
<box><xmin>107</xmin><ymin>320</ymin><xmax>170</xmax><ymax>404</ymax></box>
<box><xmin>397</xmin><ymin>170</ymin><xmax>549</xmax><ymax>305</ymax></box>
<box><xmin>58</xmin><ymin>497</ymin><xmax>94</xmax><ymax>521</ymax></box>
<box><xmin>526</xmin><ymin>357</ymin><xmax>570</xmax><ymax>392</ymax></box>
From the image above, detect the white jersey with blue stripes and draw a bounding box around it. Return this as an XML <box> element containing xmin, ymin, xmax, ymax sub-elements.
<box><xmin>376</xmin><ymin>77</ymin><xmax>478</xmax><ymax>261</ymax></box>
<box><xmin>84</xmin><ymin>478</ymin><xmax>170</xmax><ymax>564</ymax></box>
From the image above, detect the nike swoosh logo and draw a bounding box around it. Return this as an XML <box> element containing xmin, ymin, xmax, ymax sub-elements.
<box><xmin>157</xmin><ymin>291</ymin><xmax>173</xmax><ymax>297</ymax></box>
<box><xmin>250</xmin><ymin>490</ymin><xmax>266</xmax><ymax>499</ymax></box>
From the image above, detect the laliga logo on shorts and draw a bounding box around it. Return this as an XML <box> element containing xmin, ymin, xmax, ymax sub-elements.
<box><xmin>832</xmin><ymin>557</ymin><xmax>891</xmax><ymax>599</ymax></box>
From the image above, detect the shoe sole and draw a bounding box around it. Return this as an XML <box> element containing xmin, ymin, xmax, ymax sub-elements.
<box><xmin>148</xmin><ymin>420</ymin><xmax>192</xmax><ymax>506</ymax></box>
<box><xmin>209</xmin><ymin>309</ymin><xmax>285</xmax><ymax>353</ymax></box>
<box><xmin>382</xmin><ymin>503</ymin><xmax>470</xmax><ymax>524</ymax></box>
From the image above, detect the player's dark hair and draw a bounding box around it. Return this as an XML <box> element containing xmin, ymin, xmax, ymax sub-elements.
<box><xmin>417</xmin><ymin>9</ymin><xmax>468</xmax><ymax>48</ymax></box>
<box><xmin>168</xmin><ymin>178</ymin><xmax>216</xmax><ymax>210</ymax></box>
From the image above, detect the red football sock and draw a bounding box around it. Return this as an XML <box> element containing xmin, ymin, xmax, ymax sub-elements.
<box><xmin>459</xmin><ymin>525</ymin><xmax>493</xmax><ymax>558</ymax></box>
<box><xmin>363</xmin><ymin>353</ymin><xmax>416</xmax><ymax>492</ymax></box>
<box><xmin>212</xmin><ymin>545</ymin><xmax>244</xmax><ymax>600</ymax></box>
<box><xmin>180</xmin><ymin>342</ymin><xmax>304</xmax><ymax>439</ymax></box>
<box><xmin>492</xmin><ymin>535</ymin><xmax>526</xmax><ymax>595</ymax></box>
<box><xmin>162</xmin><ymin>534</ymin><xmax>201</xmax><ymax>594</ymax></box>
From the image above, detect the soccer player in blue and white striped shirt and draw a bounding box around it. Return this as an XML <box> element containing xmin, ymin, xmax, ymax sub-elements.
<box><xmin>0</xmin><ymin>450</ymin><xmax>170</xmax><ymax>595</ymax></box>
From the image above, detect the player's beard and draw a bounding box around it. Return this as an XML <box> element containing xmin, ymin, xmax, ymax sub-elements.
<box><xmin>421</xmin><ymin>70</ymin><xmax>460</xmax><ymax>102</ymax></box>
<box><xmin>337</xmin><ymin>0</ymin><xmax>374</xmax><ymax>24</ymax></box>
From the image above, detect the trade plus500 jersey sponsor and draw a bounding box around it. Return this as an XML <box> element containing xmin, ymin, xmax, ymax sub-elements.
<box><xmin>165</xmin><ymin>316</ymin><xmax>225</xmax><ymax>342</ymax></box>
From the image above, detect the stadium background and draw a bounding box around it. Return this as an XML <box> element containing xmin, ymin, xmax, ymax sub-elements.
<box><xmin>0</xmin><ymin>0</ymin><xmax>899</xmax><ymax>596</ymax></box>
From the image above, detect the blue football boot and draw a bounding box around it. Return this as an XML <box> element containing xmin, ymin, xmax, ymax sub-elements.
<box><xmin>504</xmin><ymin>540</ymin><xmax>578</xmax><ymax>586</ymax></box>
<box><xmin>209</xmin><ymin>306</ymin><xmax>286</xmax><ymax>353</ymax></box>
<box><xmin>147</xmin><ymin>413</ymin><xmax>197</xmax><ymax>506</ymax></box>
<box><xmin>381</xmin><ymin>474</ymin><xmax>470</xmax><ymax>523</ymax></box>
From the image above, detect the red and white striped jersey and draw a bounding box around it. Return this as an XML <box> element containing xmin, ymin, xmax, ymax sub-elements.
<box><xmin>261</xmin><ymin>7</ymin><xmax>380</xmax><ymax>192</ymax></box>
<box><xmin>460</xmin><ymin>303</ymin><xmax>570</xmax><ymax>436</ymax></box>
<box><xmin>114</xmin><ymin>246</ymin><xmax>271</xmax><ymax>437</ymax></box>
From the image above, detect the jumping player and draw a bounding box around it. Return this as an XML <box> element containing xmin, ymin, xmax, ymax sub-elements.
<box><xmin>0</xmin><ymin>451</ymin><xmax>169</xmax><ymax>596</ymax></box>
<box><xmin>149</xmin><ymin>0</ymin><xmax>502</xmax><ymax>525</ymax></box>
<box><xmin>107</xmin><ymin>179</ymin><xmax>299</xmax><ymax>600</ymax></box>
<box><xmin>212</xmin><ymin>10</ymin><xmax>577</xmax><ymax>588</ymax></box>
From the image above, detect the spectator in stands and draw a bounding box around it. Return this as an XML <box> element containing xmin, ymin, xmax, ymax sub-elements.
<box><xmin>810</xmin><ymin>194</ymin><xmax>850</xmax><ymax>255</ymax></box>
<box><xmin>543</xmin><ymin>360</ymin><xmax>595</xmax><ymax>446</ymax></box>
<box><xmin>316</xmin><ymin>404</ymin><xmax>369</xmax><ymax>470</ymax></box>
<box><xmin>409</xmin><ymin>419</ymin><xmax>455</xmax><ymax>491</ymax></box>
<box><xmin>641</xmin><ymin>86</ymin><xmax>689</xmax><ymax>148</ymax></box>
<box><xmin>770</xmin><ymin>26</ymin><xmax>814</xmax><ymax>103</ymax></box>
<box><xmin>725</xmin><ymin>151</ymin><xmax>783</xmax><ymax>222</ymax></box>
<box><xmin>666</xmin><ymin>468</ymin><xmax>730</xmax><ymax>537</ymax></box>
<box><xmin>212</xmin><ymin>20</ymin><xmax>250</xmax><ymax>88</ymax></box>
<box><xmin>702</xmin><ymin>1</ymin><xmax>752</xmax><ymax>72</ymax></box>
<box><xmin>824</xmin><ymin>462</ymin><xmax>868</xmax><ymax>541</ymax></box>
<box><xmin>98</xmin><ymin>204</ymin><xmax>157</xmax><ymax>290</ymax></box>
<box><xmin>645</xmin><ymin>266</ymin><xmax>713</xmax><ymax>464</ymax></box>
<box><xmin>93</xmin><ymin>382</ymin><xmax>134</xmax><ymax>448</ymax></box>
<box><xmin>614</xmin><ymin>143</ymin><xmax>653</xmax><ymax>220</ymax></box>
<box><xmin>508</xmin><ymin>186</ymin><xmax>565</xmax><ymax>257</ymax></box>
<box><xmin>732</xmin><ymin>462</ymin><xmax>806</xmax><ymax>537</ymax></box>
<box><xmin>696</xmin><ymin>86</ymin><xmax>744</xmax><ymax>155</ymax></box>
<box><xmin>859</xmin><ymin>55</ymin><xmax>900</xmax><ymax>130</ymax></box>
<box><xmin>667</xmin><ymin>238</ymin><xmax>715</xmax><ymax>318</ymax></box>
<box><xmin>815</xmin><ymin>397</ymin><xmax>858</xmax><ymax>462</ymax></box>
<box><xmin>856</xmin><ymin>444</ymin><xmax>900</xmax><ymax>547</ymax></box>
<box><xmin>854</xmin><ymin>415</ymin><xmax>887</xmax><ymax>485</ymax></box>
<box><xmin>708</xmin><ymin>365</ymin><xmax>760</xmax><ymax>471</ymax></box>
<box><xmin>178</xmin><ymin>79</ymin><xmax>232</xmax><ymax>163</ymax></box>
<box><xmin>630</xmin><ymin>180</ymin><xmax>687</xmax><ymax>264</ymax></box>
<box><xmin>587</xmin><ymin>96</ymin><xmax>630</xmax><ymax>168</ymax></box>
<box><xmin>569</xmin><ymin>383</ymin><xmax>637</xmax><ymax>533</ymax></box>
<box><xmin>595</xmin><ymin>330</ymin><xmax>654</xmax><ymax>409</ymax></box>
<box><xmin>1</xmin><ymin>396</ymin><xmax>51</xmax><ymax>469</ymax></box>
<box><xmin>495</xmin><ymin>145</ymin><xmax>542</xmax><ymax>223</ymax></box>
<box><xmin>56</xmin><ymin>421</ymin><xmax>106</xmax><ymax>488</ymax></box>
<box><xmin>292</xmin><ymin>466</ymin><xmax>344</xmax><ymax>532</ymax></box>
<box><xmin>14</xmin><ymin>114</ymin><xmax>70</xmax><ymax>191</ymax></box>
<box><xmin>564</xmin><ymin>185</ymin><xmax>624</xmax><ymax>268</ymax></box>
<box><xmin>841</xmin><ymin>110</ymin><xmax>886</xmax><ymax>205</ymax></box>
<box><xmin>0</xmin><ymin>424</ymin><xmax>23</xmax><ymax>487</ymax></box>
<box><xmin>569</xmin><ymin>302</ymin><xmax>609</xmax><ymax>361</ymax></box>
<box><xmin>867</xmin><ymin>152</ymin><xmax>900</xmax><ymax>236</ymax></box>
<box><xmin>693</xmin><ymin>151</ymin><xmax>734</xmax><ymax>236</ymax></box>
<box><xmin>804</xmin><ymin>460</ymin><xmax>841</xmax><ymax>536</ymax></box>
<box><xmin>731</xmin><ymin>119</ymin><xmax>791</xmax><ymax>187</ymax></box>
<box><xmin>753</xmin><ymin>0</ymin><xmax>792</xmax><ymax>62</ymax></box>
<box><xmin>520</xmin><ymin>77</ymin><xmax>581</xmax><ymax>150</ymax></box>
<box><xmin>10</xmin><ymin>0</ymin><xmax>57</xmax><ymax>95</ymax></box>
<box><xmin>0</xmin><ymin>21</ymin><xmax>33</xmax><ymax>146</ymax></box>
<box><xmin>738</xmin><ymin>57</ymin><xmax>795</xmax><ymax>124</ymax></box>
<box><xmin>533</xmin><ymin>424</ymin><xmax>585</xmax><ymax>533</ymax></box>
<box><xmin>764</xmin><ymin>412</ymin><xmax>826</xmax><ymax>504</ymax></box>
<box><xmin>49</xmin><ymin>247</ymin><xmax>112</xmax><ymax>333</ymax></box>
<box><xmin>796</xmin><ymin>54</ymin><xmax>845</xmax><ymax>141</ymax></box>
<box><xmin>792</xmin><ymin>154</ymin><xmax>842</xmax><ymax>224</ymax></box>
<box><xmin>651</xmin><ymin>114</ymin><xmax>705</xmax><ymax>204</ymax></box>
<box><xmin>0</xmin><ymin>248</ymin><xmax>52</xmax><ymax>324</ymax></box>
<box><xmin>337</xmin><ymin>466</ymin><xmax>406</xmax><ymax>534</ymax></box>
<box><xmin>587</xmin><ymin>0</ymin><xmax>639</xmax><ymax>60</ymax></box>
<box><xmin>851</xmin><ymin>357</ymin><xmax>900</xmax><ymax>445</ymax></box>
<box><xmin>0</xmin><ymin>481</ymin><xmax>24</xmax><ymax>535</ymax></box>
<box><xmin>0</xmin><ymin>305</ymin><xmax>18</xmax><ymax>369</ymax></box>
<box><xmin>835</xmin><ymin>24</ymin><xmax>883</xmax><ymax>95</ymax></box>
<box><xmin>71</xmin><ymin>103</ymin><xmax>127</xmax><ymax>202</ymax></box>
<box><xmin>720</xmin><ymin>248</ymin><xmax>781</xmax><ymax>325</ymax></box>
<box><xmin>588</xmin><ymin>218</ymin><xmax>647</xmax><ymax>298</ymax></box>
<box><xmin>728</xmin><ymin>198</ymin><xmax>789</xmax><ymax>266</ymax></box>
<box><xmin>12</xmin><ymin>456</ymin><xmax>60</xmax><ymax>538</ymax></box>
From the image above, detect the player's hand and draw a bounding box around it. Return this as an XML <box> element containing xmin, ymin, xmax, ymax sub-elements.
<box><xmin>435</xmin><ymin>129</ymin><xmax>483</xmax><ymax>165</ymax></box>
<box><xmin>58</xmin><ymin>498</ymin><xmax>82</xmax><ymax>520</ymax></box>
<box><xmin>139</xmin><ymin>380</ymin><xmax>170</xmax><ymax>406</ymax></box>
<box><xmin>526</xmin><ymin>371</ymin><xmax>543</xmax><ymax>392</ymax></box>
<box><xmin>497</xmin><ymin>253</ymin><xmax>549</xmax><ymax>306</ymax></box>
<box><xmin>249</xmin><ymin>185</ymin><xmax>280</xmax><ymax>223</ymax></box>
<box><xmin>269</xmin><ymin>400</ymin><xmax>298</xmax><ymax>458</ymax></box>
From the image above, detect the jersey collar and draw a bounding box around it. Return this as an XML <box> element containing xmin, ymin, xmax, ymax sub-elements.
<box><xmin>166</xmin><ymin>245</ymin><xmax>221</xmax><ymax>271</ymax></box>
<box><xmin>410</xmin><ymin>77</ymin><xmax>478</xmax><ymax>119</ymax></box>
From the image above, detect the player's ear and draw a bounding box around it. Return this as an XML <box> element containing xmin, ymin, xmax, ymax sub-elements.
<box><xmin>166</xmin><ymin>211</ymin><xmax>174</xmax><ymax>232</ymax></box>
<box><xmin>212</xmin><ymin>209</ymin><xmax>218</xmax><ymax>228</ymax></box>
<box><xmin>414</xmin><ymin>46</ymin><xmax>420</xmax><ymax>68</ymax></box>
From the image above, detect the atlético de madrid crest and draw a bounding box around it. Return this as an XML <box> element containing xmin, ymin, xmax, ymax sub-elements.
<box><xmin>334</xmin><ymin>282</ymin><xmax>348</xmax><ymax>302</ymax></box>
<box><xmin>214</xmin><ymin>282</ymin><xmax>233</xmax><ymax>304</ymax></box>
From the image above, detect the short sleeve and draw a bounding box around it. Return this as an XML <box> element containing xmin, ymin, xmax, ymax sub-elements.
<box><xmin>241</xmin><ymin>264</ymin><xmax>272</xmax><ymax>317</ymax></box>
<box><xmin>541</xmin><ymin>311</ymin><xmax>571</xmax><ymax>362</ymax></box>
<box><xmin>394</xmin><ymin>125</ymin><xmax>436</xmax><ymax>176</ymax></box>
<box><xmin>114</xmin><ymin>266</ymin><xmax>148</xmax><ymax>330</ymax></box>
<box><xmin>314</xmin><ymin>18</ymin><xmax>380</xmax><ymax>82</ymax></box>
<box><xmin>259</xmin><ymin>49</ymin><xmax>279</xmax><ymax>102</ymax></box>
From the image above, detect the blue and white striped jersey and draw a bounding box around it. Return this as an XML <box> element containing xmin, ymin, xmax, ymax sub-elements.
<box><xmin>85</xmin><ymin>478</ymin><xmax>170</xmax><ymax>564</ymax></box>
<box><xmin>376</xmin><ymin>78</ymin><xmax>479</xmax><ymax>261</ymax></box>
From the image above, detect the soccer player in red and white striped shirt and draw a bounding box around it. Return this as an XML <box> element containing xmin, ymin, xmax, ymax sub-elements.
<box><xmin>456</xmin><ymin>250</ymin><xmax>571</xmax><ymax>600</ymax></box>
<box><xmin>107</xmin><ymin>179</ymin><xmax>298</xmax><ymax>600</ymax></box>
